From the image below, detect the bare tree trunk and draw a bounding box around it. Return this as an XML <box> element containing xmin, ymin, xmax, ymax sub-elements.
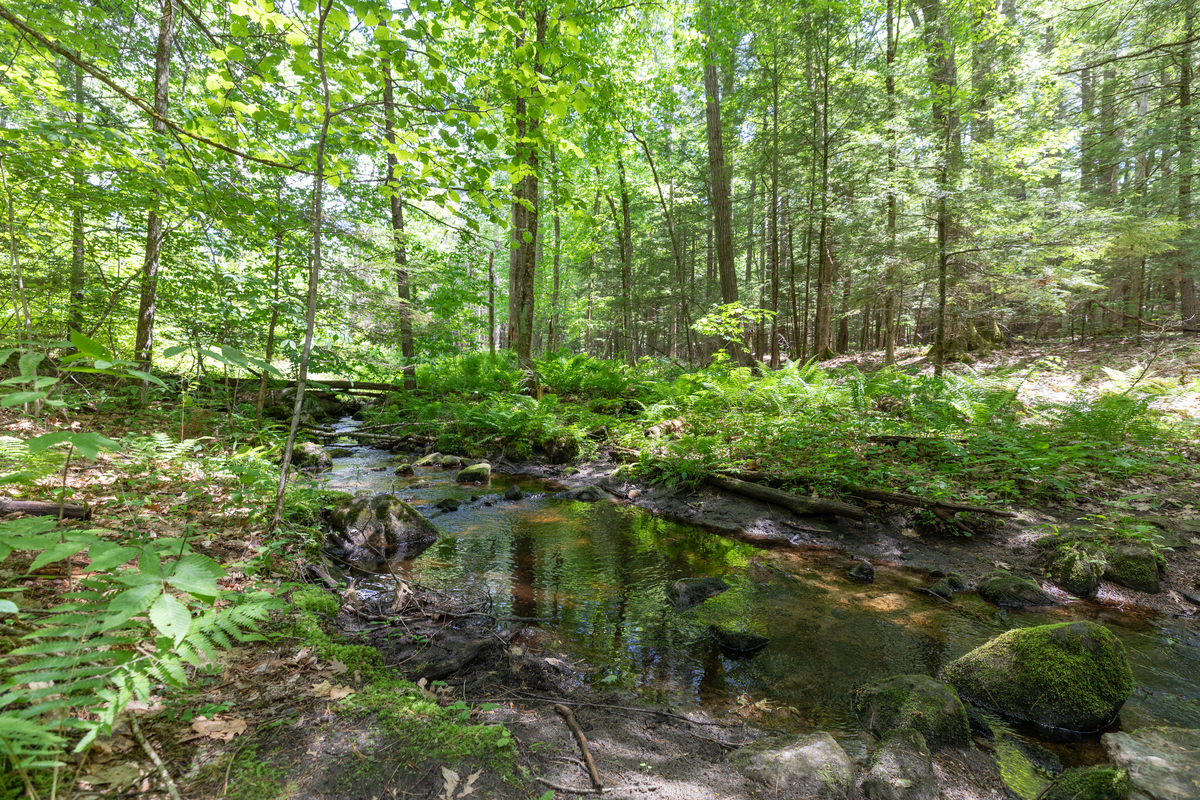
<box><xmin>618</xmin><ymin>156</ymin><xmax>634</xmax><ymax>363</ymax></box>
<box><xmin>133</xmin><ymin>0</ymin><xmax>176</xmax><ymax>369</ymax></box>
<box><xmin>271</xmin><ymin>0</ymin><xmax>334</xmax><ymax>530</ymax></box>
<box><xmin>769</xmin><ymin>50</ymin><xmax>781</xmax><ymax>370</ymax></box>
<box><xmin>1181</xmin><ymin>6</ymin><xmax>1198</xmax><ymax>326</ymax></box>
<box><xmin>68</xmin><ymin>62</ymin><xmax>86</xmax><ymax>335</ymax></box>
<box><xmin>488</xmin><ymin>250</ymin><xmax>496</xmax><ymax>355</ymax></box>
<box><xmin>255</xmin><ymin>199</ymin><xmax>284</xmax><ymax>422</ymax></box>
<box><xmin>382</xmin><ymin>58</ymin><xmax>416</xmax><ymax>389</ymax></box>
<box><xmin>884</xmin><ymin>0</ymin><xmax>898</xmax><ymax>365</ymax></box>
<box><xmin>549</xmin><ymin>149</ymin><xmax>561</xmax><ymax>352</ymax></box>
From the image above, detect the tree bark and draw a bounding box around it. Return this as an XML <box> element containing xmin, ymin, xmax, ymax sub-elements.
<box><xmin>68</xmin><ymin>61</ymin><xmax>85</xmax><ymax>336</ymax></box>
<box><xmin>1181</xmin><ymin>6</ymin><xmax>1198</xmax><ymax>326</ymax></box>
<box><xmin>884</xmin><ymin>0</ymin><xmax>898</xmax><ymax>365</ymax></box>
<box><xmin>706</xmin><ymin>475</ymin><xmax>865</xmax><ymax>520</ymax></box>
<box><xmin>255</xmin><ymin>197</ymin><xmax>284</xmax><ymax>422</ymax></box>
<box><xmin>133</xmin><ymin>0</ymin><xmax>176</xmax><ymax>369</ymax></box>
<box><xmin>382</xmin><ymin>58</ymin><xmax>416</xmax><ymax>390</ymax></box>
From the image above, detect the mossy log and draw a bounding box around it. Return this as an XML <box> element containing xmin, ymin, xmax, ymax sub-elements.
<box><xmin>706</xmin><ymin>475</ymin><xmax>865</xmax><ymax>521</ymax></box>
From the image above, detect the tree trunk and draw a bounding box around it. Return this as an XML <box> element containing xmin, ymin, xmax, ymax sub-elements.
<box><xmin>549</xmin><ymin>149</ymin><xmax>561</xmax><ymax>352</ymax></box>
<box><xmin>1180</xmin><ymin>6</ymin><xmax>1198</xmax><ymax>326</ymax></box>
<box><xmin>488</xmin><ymin>250</ymin><xmax>496</xmax><ymax>355</ymax></box>
<box><xmin>883</xmin><ymin>0</ymin><xmax>898</xmax><ymax>365</ymax></box>
<box><xmin>382</xmin><ymin>58</ymin><xmax>416</xmax><ymax>390</ymax></box>
<box><xmin>133</xmin><ymin>0</ymin><xmax>176</xmax><ymax>369</ymax></box>
<box><xmin>68</xmin><ymin>62</ymin><xmax>85</xmax><ymax>336</ymax></box>
<box><xmin>255</xmin><ymin>200</ymin><xmax>284</xmax><ymax>422</ymax></box>
<box><xmin>618</xmin><ymin>155</ymin><xmax>634</xmax><ymax>363</ymax></box>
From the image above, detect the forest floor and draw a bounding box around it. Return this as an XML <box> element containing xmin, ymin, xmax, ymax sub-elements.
<box><xmin>4</xmin><ymin>336</ymin><xmax>1199</xmax><ymax>800</ymax></box>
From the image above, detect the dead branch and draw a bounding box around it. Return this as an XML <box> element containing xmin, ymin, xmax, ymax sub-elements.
<box><xmin>706</xmin><ymin>475</ymin><xmax>865</xmax><ymax>521</ymax></box>
<box><xmin>0</xmin><ymin>499</ymin><xmax>91</xmax><ymax>520</ymax></box>
<box><xmin>554</xmin><ymin>703</ymin><xmax>603</xmax><ymax>792</ymax></box>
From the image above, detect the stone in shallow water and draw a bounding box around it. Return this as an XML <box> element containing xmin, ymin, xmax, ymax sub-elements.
<box><xmin>412</xmin><ymin>452</ymin><xmax>442</xmax><ymax>467</ymax></box>
<box><xmin>852</xmin><ymin>674</ymin><xmax>970</xmax><ymax>750</ymax></box>
<box><xmin>327</xmin><ymin>447</ymin><xmax>354</xmax><ymax>458</ymax></box>
<box><xmin>943</xmin><ymin>620</ymin><xmax>1133</xmax><ymax>732</ymax></box>
<box><xmin>553</xmin><ymin>486</ymin><xmax>608</xmax><ymax>502</ymax></box>
<box><xmin>709</xmin><ymin>624</ymin><xmax>769</xmax><ymax>654</ymax></box>
<box><xmin>977</xmin><ymin>569</ymin><xmax>1058</xmax><ymax>607</ymax></box>
<box><xmin>667</xmin><ymin>577</ymin><xmax>728</xmax><ymax>611</ymax></box>
<box><xmin>293</xmin><ymin>441</ymin><xmax>332</xmax><ymax>471</ymax></box>
<box><xmin>862</xmin><ymin>728</ymin><xmax>936</xmax><ymax>800</ymax></box>
<box><xmin>435</xmin><ymin>497</ymin><xmax>460</xmax><ymax>511</ymax></box>
<box><xmin>848</xmin><ymin>560</ymin><xmax>875</xmax><ymax>583</ymax></box>
<box><xmin>728</xmin><ymin>731</ymin><xmax>853</xmax><ymax>797</ymax></box>
<box><xmin>503</xmin><ymin>484</ymin><xmax>523</xmax><ymax>501</ymax></box>
<box><xmin>1043</xmin><ymin>766</ymin><xmax>1127</xmax><ymax>800</ymax></box>
<box><xmin>455</xmin><ymin>462</ymin><xmax>490</xmax><ymax>483</ymax></box>
<box><xmin>326</xmin><ymin>493</ymin><xmax>438</xmax><ymax>570</ymax></box>
<box><xmin>1103</xmin><ymin>727</ymin><xmax>1200</xmax><ymax>800</ymax></box>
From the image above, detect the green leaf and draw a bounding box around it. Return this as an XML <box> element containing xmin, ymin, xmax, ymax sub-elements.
<box><xmin>220</xmin><ymin>345</ymin><xmax>250</xmax><ymax>369</ymax></box>
<box><xmin>67</xmin><ymin>432</ymin><xmax>121</xmax><ymax>461</ymax></box>
<box><xmin>26</xmin><ymin>431</ymin><xmax>74</xmax><ymax>453</ymax></box>
<box><xmin>149</xmin><ymin>593</ymin><xmax>192</xmax><ymax>644</ymax></box>
<box><xmin>101</xmin><ymin>584</ymin><xmax>163</xmax><ymax>631</ymax></box>
<box><xmin>125</xmin><ymin>370</ymin><xmax>166</xmax><ymax>388</ymax></box>
<box><xmin>69</xmin><ymin>330</ymin><xmax>109</xmax><ymax>359</ymax></box>
<box><xmin>2</xmin><ymin>391</ymin><xmax>48</xmax><ymax>407</ymax></box>
<box><xmin>87</xmin><ymin>542</ymin><xmax>139</xmax><ymax>572</ymax></box>
<box><xmin>168</xmin><ymin>554</ymin><xmax>224</xmax><ymax>601</ymax></box>
<box><xmin>29</xmin><ymin>540</ymin><xmax>91</xmax><ymax>572</ymax></box>
<box><xmin>163</xmin><ymin>345</ymin><xmax>189</xmax><ymax>358</ymax></box>
<box><xmin>0</xmin><ymin>599</ymin><xmax>17</xmax><ymax>613</ymax></box>
<box><xmin>18</xmin><ymin>352</ymin><xmax>44</xmax><ymax>377</ymax></box>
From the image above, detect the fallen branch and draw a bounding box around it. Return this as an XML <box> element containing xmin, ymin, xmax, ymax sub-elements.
<box><xmin>0</xmin><ymin>499</ymin><xmax>91</xmax><ymax>520</ymax></box>
<box><xmin>129</xmin><ymin>714</ymin><xmax>183</xmax><ymax>800</ymax></box>
<box><xmin>535</xmin><ymin>776</ymin><xmax>608</xmax><ymax>795</ymax></box>
<box><xmin>706</xmin><ymin>475</ymin><xmax>865</xmax><ymax>521</ymax></box>
<box><xmin>554</xmin><ymin>703</ymin><xmax>603</xmax><ymax>792</ymax></box>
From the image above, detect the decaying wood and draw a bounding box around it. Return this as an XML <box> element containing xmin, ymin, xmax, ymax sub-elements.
<box><xmin>643</xmin><ymin>417</ymin><xmax>685</xmax><ymax>438</ymax></box>
<box><xmin>554</xmin><ymin>702</ymin><xmax>604</xmax><ymax>792</ymax></box>
<box><xmin>713</xmin><ymin>469</ymin><xmax>1015</xmax><ymax>519</ymax></box>
<box><xmin>0</xmin><ymin>499</ymin><xmax>91</xmax><ymax>520</ymax></box>
<box><xmin>416</xmin><ymin>624</ymin><xmax>522</xmax><ymax>681</ymax></box>
<box><xmin>706</xmin><ymin>475</ymin><xmax>865</xmax><ymax>521</ymax></box>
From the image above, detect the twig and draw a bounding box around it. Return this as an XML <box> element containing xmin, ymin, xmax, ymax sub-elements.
<box><xmin>535</xmin><ymin>776</ymin><xmax>608</xmax><ymax>794</ymax></box>
<box><xmin>129</xmin><ymin>715</ymin><xmax>182</xmax><ymax>800</ymax></box>
<box><xmin>554</xmin><ymin>703</ymin><xmax>603</xmax><ymax>792</ymax></box>
<box><xmin>512</xmin><ymin>692</ymin><xmax>738</xmax><ymax>727</ymax></box>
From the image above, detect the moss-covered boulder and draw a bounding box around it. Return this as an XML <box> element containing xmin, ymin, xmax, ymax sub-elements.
<box><xmin>455</xmin><ymin>462</ymin><xmax>490</xmax><ymax>483</ymax></box>
<box><xmin>848</xmin><ymin>560</ymin><xmax>875</xmax><ymax>583</ymax></box>
<box><xmin>412</xmin><ymin>452</ymin><xmax>442</xmax><ymax>467</ymax></box>
<box><xmin>862</xmin><ymin>728</ymin><xmax>936</xmax><ymax>800</ymax></box>
<box><xmin>728</xmin><ymin>732</ymin><xmax>853</xmax><ymax>797</ymax></box>
<box><xmin>393</xmin><ymin>463</ymin><xmax>413</xmax><ymax>475</ymax></box>
<box><xmin>1044</xmin><ymin>766</ymin><xmax>1128</xmax><ymax>800</ymax></box>
<box><xmin>978</xmin><ymin>569</ymin><xmax>1058</xmax><ymax>607</ymax></box>
<box><xmin>1105</xmin><ymin>543</ymin><xmax>1164</xmax><ymax>594</ymax></box>
<box><xmin>553</xmin><ymin>486</ymin><xmax>608</xmax><ymax>502</ymax></box>
<box><xmin>326</xmin><ymin>493</ymin><xmax>439</xmax><ymax>570</ymax></box>
<box><xmin>440</xmin><ymin>454</ymin><xmax>464</xmax><ymax>469</ymax></box>
<box><xmin>293</xmin><ymin>442</ymin><xmax>332</xmax><ymax>472</ymax></box>
<box><xmin>943</xmin><ymin>621</ymin><xmax>1133</xmax><ymax>732</ymax></box>
<box><xmin>327</xmin><ymin>447</ymin><xmax>354</xmax><ymax>458</ymax></box>
<box><xmin>1047</xmin><ymin>541</ymin><xmax>1107</xmax><ymax>597</ymax></box>
<box><xmin>852</xmin><ymin>675</ymin><xmax>971</xmax><ymax>749</ymax></box>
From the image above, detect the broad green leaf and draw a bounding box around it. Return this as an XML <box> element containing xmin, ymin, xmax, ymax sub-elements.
<box><xmin>66</xmin><ymin>432</ymin><xmax>120</xmax><ymax>461</ymax></box>
<box><xmin>0</xmin><ymin>599</ymin><xmax>17</xmax><ymax>613</ymax></box>
<box><xmin>149</xmin><ymin>593</ymin><xmax>192</xmax><ymax>644</ymax></box>
<box><xmin>220</xmin><ymin>345</ymin><xmax>250</xmax><ymax>368</ymax></box>
<box><xmin>69</xmin><ymin>330</ymin><xmax>109</xmax><ymax>358</ymax></box>
<box><xmin>26</xmin><ymin>431</ymin><xmax>73</xmax><ymax>453</ymax></box>
<box><xmin>163</xmin><ymin>345</ymin><xmax>189</xmax><ymax>358</ymax></box>
<box><xmin>18</xmin><ymin>352</ymin><xmax>44</xmax><ymax>377</ymax></box>
<box><xmin>87</xmin><ymin>542</ymin><xmax>139</xmax><ymax>572</ymax></box>
<box><xmin>29</xmin><ymin>540</ymin><xmax>91</xmax><ymax>572</ymax></box>
<box><xmin>168</xmin><ymin>554</ymin><xmax>224</xmax><ymax>601</ymax></box>
<box><xmin>125</xmin><ymin>370</ymin><xmax>166</xmax><ymax>388</ymax></box>
<box><xmin>101</xmin><ymin>584</ymin><xmax>162</xmax><ymax>631</ymax></box>
<box><xmin>2</xmin><ymin>391</ymin><xmax>48</xmax><ymax>407</ymax></box>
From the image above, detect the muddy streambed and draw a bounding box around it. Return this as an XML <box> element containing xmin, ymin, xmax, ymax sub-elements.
<box><xmin>320</xmin><ymin>421</ymin><xmax>1199</xmax><ymax>795</ymax></box>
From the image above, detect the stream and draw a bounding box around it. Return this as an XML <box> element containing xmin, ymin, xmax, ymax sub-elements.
<box><xmin>320</xmin><ymin>419</ymin><xmax>1200</xmax><ymax>795</ymax></box>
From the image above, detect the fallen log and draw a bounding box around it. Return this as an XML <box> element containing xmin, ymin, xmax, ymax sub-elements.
<box><xmin>714</xmin><ymin>469</ymin><xmax>1015</xmax><ymax>519</ymax></box>
<box><xmin>0</xmin><ymin>499</ymin><xmax>91</xmax><ymax>520</ymax></box>
<box><xmin>706</xmin><ymin>475</ymin><xmax>865</xmax><ymax>521</ymax></box>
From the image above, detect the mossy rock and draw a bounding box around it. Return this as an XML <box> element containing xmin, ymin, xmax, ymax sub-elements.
<box><xmin>293</xmin><ymin>442</ymin><xmax>332</xmax><ymax>472</ymax></box>
<box><xmin>326</xmin><ymin>493</ymin><xmax>439</xmax><ymax>570</ymax></box>
<box><xmin>848</xmin><ymin>561</ymin><xmax>875</xmax><ymax>583</ymax></box>
<box><xmin>1104</xmin><ymin>543</ymin><xmax>1164</xmax><ymax>594</ymax></box>
<box><xmin>412</xmin><ymin>452</ymin><xmax>442</xmax><ymax>467</ymax></box>
<box><xmin>668</xmin><ymin>577</ymin><xmax>729</xmax><ymax>611</ymax></box>
<box><xmin>852</xmin><ymin>674</ymin><xmax>971</xmax><ymax>750</ymax></box>
<box><xmin>978</xmin><ymin>569</ymin><xmax>1058</xmax><ymax>607</ymax></box>
<box><xmin>440</xmin><ymin>454</ymin><xmax>464</xmax><ymax>469</ymax></box>
<box><xmin>393</xmin><ymin>463</ymin><xmax>413</xmax><ymax>475</ymax></box>
<box><xmin>456</xmin><ymin>462</ymin><xmax>491</xmax><ymax>483</ymax></box>
<box><xmin>862</xmin><ymin>728</ymin><xmax>936</xmax><ymax>800</ymax></box>
<box><xmin>553</xmin><ymin>485</ymin><xmax>608</xmax><ymax>502</ymax></box>
<box><xmin>1044</xmin><ymin>766</ymin><xmax>1128</xmax><ymax>800</ymax></box>
<box><xmin>1047</xmin><ymin>541</ymin><xmax>1108</xmax><ymax>597</ymax></box>
<box><xmin>728</xmin><ymin>732</ymin><xmax>852</xmax><ymax>797</ymax></box>
<box><xmin>327</xmin><ymin>447</ymin><xmax>354</xmax><ymax>459</ymax></box>
<box><xmin>942</xmin><ymin>621</ymin><xmax>1133</xmax><ymax>732</ymax></box>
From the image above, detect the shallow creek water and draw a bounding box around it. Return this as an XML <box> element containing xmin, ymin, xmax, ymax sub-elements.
<box><xmin>321</xmin><ymin>420</ymin><xmax>1199</xmax><ymax>790</ymax></box>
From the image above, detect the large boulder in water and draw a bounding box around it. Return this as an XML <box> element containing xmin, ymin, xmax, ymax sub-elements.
<box><xmin>553</xmin><ymin>486</ymin><xmax>608</xmax><ymax>502</ymax></box>
<box><xmin>412</xmin><ymin>452</ymin><xmax>442</xmax><ymax>467</ymax></box>
<box><xmin>293</xmin><ymin>442</ymin><xmax>332</xmax><ymax>472</ymax></box>
<box><xmin>862</xmin><ymin>728</ymin><xmax>937</xmax><ymax>800</ymax></box>
<box><xmin>943</xmin><ymin>621</ymin><xmax>1133</xmax><ymax>732</ymax></box>
<box><xmin>456</xmin><ymin>462</ymin><xmax>490</xmax><ymax>483</ymax></box>
<box><xmin>728</xmin><ymin>732</ymin><xmax>853</xmax><ymax>798</ymax></box>
<box><xmin>1103</xmin><ymin>727</ymin><xmax>1200</xmax><ymax>800</ymax></box>
<box><xmin>326</xmin><ymin>493</ymin><xmax>439</xmax><ymax>570</ymax></box>
<box><xmin>1104</xmin><ymin>543</ymin><xmax>1164</xmax><ymax>594</ymax></box>
<box><xmin>668</xmin><ymin>577</ymin><xmax>728</xmax><ymax>611</ymax></box>
<box><xmin>978</xmin><ymin>569</ymin><xmax>1059</xmax><ymax>607</ymax></box>
<box><xmin>852</xmin><ymin>674</ymin><xmax>970</xmax><ymax>750</ymax></box>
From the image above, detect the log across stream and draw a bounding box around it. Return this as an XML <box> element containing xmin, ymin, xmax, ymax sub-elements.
<box><xmin>319</xmin><ymin>419</ymin><xmax>1200</xmax><ymax>787</ymax></box>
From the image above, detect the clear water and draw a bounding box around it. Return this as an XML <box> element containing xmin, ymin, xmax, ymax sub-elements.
<box><xmin>322</xmin><ymin>421</ymin><xmax>1200</xmax><ymax>775</ymax></box>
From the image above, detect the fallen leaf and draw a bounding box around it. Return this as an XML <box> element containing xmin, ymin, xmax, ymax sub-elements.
<box><xmin>441</xmin><ymin>765</ymin><xmax>459</xmax><ymax>800</ymax></box>
<box><xmin>83</xmin><ymin>762</ymin><xmax>143</xmax><ymax>788</ymax></box>
<box><xmin>460</xmin><ymin>770</ymin><xmax>482</xmax><ymax>797</ymax></box>
<box><xmin>901</xmin><ymin>528</ymin><xmax>920</xmax><ymax>538</ymax></box>
<box><xmin>328</xmin><ymin>658</ymin><xmax>349</xmax><ymax>675</ymax></box>
<box><xmin>311</xmin><ymin>680</ymin><xmax>355</xmax><ymax>700</ymax></box>
<box><xmin>993</xmin><ymin>561</ymin><xmax>1012</xmax><ymax>570</ymax></box>
<box><xmin>189</xmin><ymin>716</ymin><xmax>247</xmax><ymax>741</ymax></box>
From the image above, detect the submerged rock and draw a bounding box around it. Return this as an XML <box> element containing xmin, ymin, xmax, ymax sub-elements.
<box><xmin>965</xmin><ymin>706</ymin><xmax>994</xmax><ymax>740</ymax></box>
<box><xmin>293</xmin><ymin>442</ymin><xmax>332</xmax><ymax>472</ymax></box>
<box><xmin>943</xmin><ymin>621</ymin><xmax>1133</xmax><ymax>732</ymax></box>
<box><xmin>862</xmin><ymin>728</ymin><xmax>936</xmax><ymax>800</ymax></box>
<box><xmin>1044</xmin><ymin>766</ymin><xmax>1128</xmax><ymax>800</ymax></box>
<box><xmin>327</xmin><ymin>447</ymin><xmax>354</xmax><ymax>458</ymax></box>
<box><xmin>455</xmin><ymin>462</ymin><xmax>490</xmax><ymax>483</ymax></box>
<box><xmin>554</xmin><ymin>486</ymin><xmax>608</xmax><ymax>502</ymax></box>
<box><xmin>927</xmin><ymin>578</ymin><xmax>956</xmax><ymax>599</ymax></box>
<box><xmin>1103</xmin><ymin>727</ymin><xmax>1199</xmax><ymax>800</ymax></box>
<box><xmin>1003</xmin><ymin>734</ymin><xmax>1063</xmax><ymax>776</ymax></box>
<box><xmin>848</xmin><ymin>560</ymin><xmax>876</xmax><ymax>583</ymax></box>
<box><xmin>978</xmin><ymin>569</ymin><xmax>1058</xmax><ymax>607</ymax></box>
<box><xmin>728</xmin><ymin>732</ymin><xmax>853</xmax><ymax>797</ymax></box>
<box><xmin>435</xmin><ymin>497</ymin><xmax>461</xmax><ymax>511</ymax></box>
<box><xmin>503</xmin><ymin>484</ymin><xmax>524</xmax><ymax>501</ymax></box>
<box><xmin>412</xmin><ymin>452</ymin><xmax>442</xmax><ymax>467</ymax></box>
<box><xmin>709</xmin><ymin>625</ymin><xmax>769</xmax><ymax>654</ymax></box>
<box><xmin>326</xmin><ymin>493</ymin><xmax>438</xmax><ymax>570</ymax></box>
<box><xmin>853</xmin><ymin>674</ymin><xmax>971</xmax><ymax>750</ymax></box>
<box><xmin>668</xmin><ymin>577</ymin><xmax>729</xmax><ymax>611</ymax></box>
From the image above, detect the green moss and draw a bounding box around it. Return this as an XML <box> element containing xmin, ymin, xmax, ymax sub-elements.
<box><xmin>1044</xmin><ymin>766</ymin><xmax>1128</xmax><ymax>800</ymax></box>
<box><xmin>289</xmin><ymin>588</ymin><xmax>383</xmax><ymax>674</ymax></box>
<box><xmin>222</xmin><ymin>745</ymin><xmax>292</xmax><ymax>800</ymax></box>
<box><xmin>1047</xmin><ymin>542</ymin><xmax>1106</xmax><ymax>596</ymax></box>
<box><xmin>852</xmin><ymin>674</ymin><xmax>970</xmax><ymax>749</ymax></box>
<box><xmin>293</xmin><ymin>586</ymin><xmax>341</xmax><ymax>617</ymax></box>
<box><xmin>943</xmin><ymin>621</ymin><xmax>1133</xmax><ymax>732</ymax></box>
